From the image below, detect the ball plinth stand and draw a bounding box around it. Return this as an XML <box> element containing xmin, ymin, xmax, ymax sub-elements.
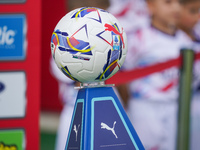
<box><xmin>65</xmin><ymin>82</ymin><xmax>144</xmax><ymax>150</ymax></box>
<box><xmin>50</xmin><ymin>7</ymin><xmax>144</xmax><ymax>150</ymax></box>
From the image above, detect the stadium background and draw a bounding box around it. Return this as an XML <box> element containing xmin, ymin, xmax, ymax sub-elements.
<box><xmin>0</xmin><ymin>0</ymin><xmax>199</xmax><ymax>149</ymax></box>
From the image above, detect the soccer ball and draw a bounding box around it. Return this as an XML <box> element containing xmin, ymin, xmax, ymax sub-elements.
<box><xmin>51</xmin><ymin>7</ymin><xmax>127</xmax><ymax>83</ymax></box>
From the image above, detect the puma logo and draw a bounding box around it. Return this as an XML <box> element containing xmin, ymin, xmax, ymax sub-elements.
<box><xmin>73</xmin><ymin>124</ymin><xmax>80</xmax><ymax>141</ymax></box>
<box><xmin>104</xmin><ymin>23</ymin><xmax>125</xmax><ymax>48</ymax></box>
<box><xmin>101</xmin><ymin>121</ymin><xmax>118</xmax><ymax>138</ymax></box>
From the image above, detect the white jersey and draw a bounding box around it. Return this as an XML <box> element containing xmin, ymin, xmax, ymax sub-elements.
<box><xmin>123</xmin><ymin>25</ymin><xmax>191</xmax><ymax>101</ymax></box>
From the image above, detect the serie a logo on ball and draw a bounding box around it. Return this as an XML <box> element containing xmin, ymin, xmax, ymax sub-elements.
<box><xmin>51</xmin><ymin>7</ymin><xmax>127</xmax><ymax>83</ymax></box>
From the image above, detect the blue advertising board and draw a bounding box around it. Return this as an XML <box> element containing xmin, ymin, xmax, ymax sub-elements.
<box><xmin>0</xmin><ymin>14</ymin><xmax>27</xmax><ymax>61</ymax></box>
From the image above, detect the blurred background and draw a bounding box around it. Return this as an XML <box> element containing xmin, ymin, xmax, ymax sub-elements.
<box><xmin>0</xmin><ymin>0</ymin><xmax>200</xmax><ymax>150</ymax></box>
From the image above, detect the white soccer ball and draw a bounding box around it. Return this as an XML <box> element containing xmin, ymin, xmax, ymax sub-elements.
<box><xmin>51</xmin><ymin>7</ymin><xmax>127</xmax><ymax>83</ymax></box>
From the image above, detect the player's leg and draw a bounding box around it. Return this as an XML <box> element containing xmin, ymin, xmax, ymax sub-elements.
<box><xmin>127</xmin><ymin>100</ymin><xmax>164</xmax><ymax>149</ymax></box>
<box><xmin>190</xmin><ymin>93</ymin><xmax>200</xmax><ymax>150</ymax></box>
<box><xmin>160</xmin><ymin>101</ymin><xmax>177</xmax><ymax>150</ymax></box>
<box><xmin>55</xmin><ymin>104</ymin><xmax>74</xmax><ymax>150</ymax></box>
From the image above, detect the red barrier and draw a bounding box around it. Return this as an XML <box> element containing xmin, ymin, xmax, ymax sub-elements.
<box><xmin>106</xmin><ymin>52</ymin><xmax>200</xmax><ymax>85</ymax></box>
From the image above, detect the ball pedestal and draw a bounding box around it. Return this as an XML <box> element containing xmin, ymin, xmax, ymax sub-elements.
<box><xmin>65</xmin><ymin>85</ymin><xmax>144</xmax><ymax>150</ymax></box>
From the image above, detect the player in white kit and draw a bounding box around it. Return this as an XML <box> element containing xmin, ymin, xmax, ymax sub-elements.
<box><xmin>121</xmin><ymin>0</ymin><xmax>193</xmax><ymax>149</ymax></box>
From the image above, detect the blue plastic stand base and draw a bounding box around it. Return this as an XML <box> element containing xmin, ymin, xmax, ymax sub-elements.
<box><xmin>65</xmin><ymin>86</ymin><xmax>144</xmax><ymax>150</ymax></box>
